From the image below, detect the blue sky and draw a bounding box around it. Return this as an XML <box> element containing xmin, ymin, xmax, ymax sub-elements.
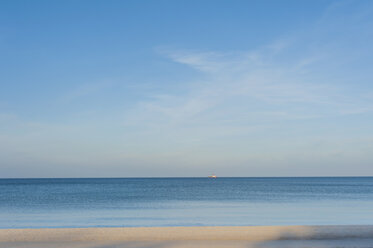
<box><xmin>1</xmin><ymin>0</ymin><xmax>373</xmax><ymax>177</ymax></box>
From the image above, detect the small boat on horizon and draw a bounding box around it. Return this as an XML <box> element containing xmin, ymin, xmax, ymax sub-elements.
<box><xmin>208</xmin><ymin>174</ymin><xmax>217</xmax><ymax>178</ymax></box>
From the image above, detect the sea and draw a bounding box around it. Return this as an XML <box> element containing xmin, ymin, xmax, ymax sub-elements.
<box><xmin>1</xmin><ymin>177</ymin><xmax>373</xmax><ymax>229</ymax></box>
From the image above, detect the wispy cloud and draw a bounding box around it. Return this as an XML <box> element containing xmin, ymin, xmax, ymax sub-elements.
<box><xmin>128</xmin><ymin>1</ymin><xmax>373</xmax><ymax>131</ymax></box>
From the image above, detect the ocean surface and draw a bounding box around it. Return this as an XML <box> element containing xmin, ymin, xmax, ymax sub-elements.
<box><xmin>1</xmin><ymin>177</ymin><xmax>373</xmax><ymax>228</ymax></box>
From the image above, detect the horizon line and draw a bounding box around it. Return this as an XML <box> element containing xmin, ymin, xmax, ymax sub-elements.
<box><xmin>1</xmin><ymin>176</ymin><xmax>373</xmax><ymax>179</ymax></box>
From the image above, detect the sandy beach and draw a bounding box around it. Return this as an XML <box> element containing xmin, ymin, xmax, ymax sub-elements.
<box><xmin>1</xmin><ymin>225</ymin><xmax>373</xmax><ymax>248</ymax></box>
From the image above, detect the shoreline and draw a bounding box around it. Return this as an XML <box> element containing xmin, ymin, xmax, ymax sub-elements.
<box><xmin>1</xmin><ymin>225</ymin><xmax>373</xmax><ymax>248</ymax></box>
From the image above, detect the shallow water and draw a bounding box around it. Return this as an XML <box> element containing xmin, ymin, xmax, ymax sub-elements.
<box><xmin>1</xmin><ymin>177</ymin><xmax>373</xmax><ymax>228</ymax></box>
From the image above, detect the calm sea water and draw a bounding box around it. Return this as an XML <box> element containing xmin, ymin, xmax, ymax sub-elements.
<box><xmin>1</xmin><ymin>177</ymin><xmax>373</xmax><ymax>228</ymax></box>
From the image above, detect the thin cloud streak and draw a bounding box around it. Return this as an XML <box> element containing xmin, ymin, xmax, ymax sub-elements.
<box><xmin>132</xmin><ymin>2</ymin><xmax>373</xmax><ymax>130</ymax></box>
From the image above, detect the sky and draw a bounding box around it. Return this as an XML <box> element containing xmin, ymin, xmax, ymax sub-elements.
<box><xmin>1</xmin><ymin>0</ymin><xmax>373</xmax><ymax>177</ymax></box>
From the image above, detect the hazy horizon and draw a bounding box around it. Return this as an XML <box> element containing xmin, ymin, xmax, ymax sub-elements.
<box><xmin>1</xmin><ymin>0</ymin><xmax>373</xmax><ymax>177</ymax></box>
<box><xmin>2</xmin><ymin>176</ymin><xmax>373</xmax><ymax>179</ymax></box>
